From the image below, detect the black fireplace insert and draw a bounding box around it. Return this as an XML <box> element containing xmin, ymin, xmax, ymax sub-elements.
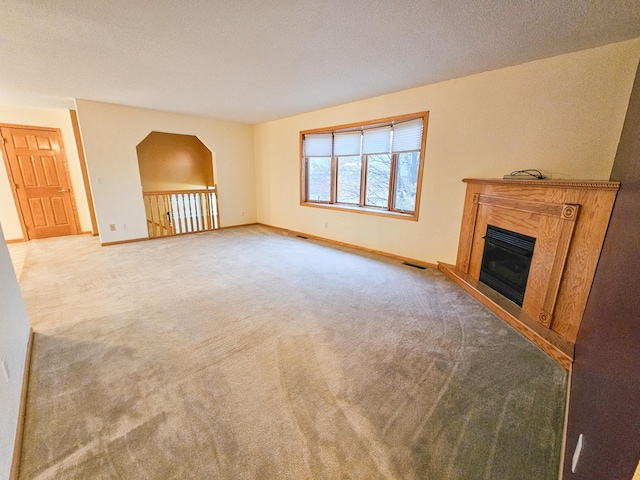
<box><xmin>479</xmin><ymin>225</ymin><xmax>536</xmax><ymax>306</ymax></box>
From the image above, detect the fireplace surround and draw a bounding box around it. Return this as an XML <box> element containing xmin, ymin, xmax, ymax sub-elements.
<box><xmin>439</xmin><ymin>178</ymin><xmax>619</xmax><ymax>368</ymax></box>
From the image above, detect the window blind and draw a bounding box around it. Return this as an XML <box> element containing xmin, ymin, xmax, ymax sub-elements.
<box><xmin>303</xmin><ymin>133</ymin><xmax>332</xmax><ymax>156</ymax></box>
<box><xmin>362</xmin><ymin>126</ymin><xmax>391</xmax><ymax>154</ymax></box>
<box><xmin>334</xmin><ymin>132</ymin><xmax>361</xmax><ymax>156</ymax></box>
<box><xmin>392</xmin><ymin>119</ymin><xmax>423</xmax><ymax>153</ymax></box>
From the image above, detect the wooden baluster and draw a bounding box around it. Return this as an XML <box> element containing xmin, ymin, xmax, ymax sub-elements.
<box><xmin>193</xmin><ymin>193</ymin><xmax>200</xmax><ymax>231</ymax></box>
<box><xmin>155</xmin><ymin>195</ymin><xmax>160</xmax><ymax>235</ymax></box>
<box><xmin>195</xmin><ymin>193</ymin><xmax>201</xmax><ymax>231</ymax></box>
<box><xmin>155</xmin><ymin>195</ymin><xmax>163</xmax><ymax>237</ymax></box>
<box><xmin>165</xmin><ymin>194</ymin><xmax>173</xmax><ymax>235</ymax></box>
<box><xmin>156</xmin><ymin>194</ymin><xmax>162</xmax><ymax>236</ymax></box>
<box><xmin>169</xmin><ymin>194</ymin><xmax>175</xmax><ymax>236</ymax></box>
<box><xmin>204</xmin><ymin>192</ymin><xmax>211</xmax><ymax>230</ymax></box>
<box><xmin>214</xmin><ymin>187</ymin><xmax>220</xmax><ymax>229</ymax></box>
<box><xmin>193</xmin><ymin>193</ymin><xmax>199</xmax><ymax>231</ymax></box>
<box><xmin>209</xmin><ymin>190</ymin><xmax>218</xmax><ymax>230</ymax></box>
<box><xmin>149</xmin><ymin>196</ymin><xmax>155</xmax><ymax>237</ymax></box>
<box><xmin>151</xmin><ymin>195</ymin><xmax>158</xmax><ymax>237</ymax></box>
<box><xmin>196</xmin><ymin>193</ymin><xmax>203</xmax><ymax>231</ymax></box>
<box><xmin>144</xmin><ymin>189</ymin><xmax>222</xmax><ymax>235</ymax></box>
<box><xmin>168</xmin><ymin>194</ymin><xmax>174</xmax><ymax>234</ymax></box>
<box><xmin>180</xmin><ymin>193</ymin><xmax>187</xmax><ymax>233</ymax></box>
<box><xmin>169</xmin><ymin>194</ymin><xmax>175</xmax><ymax>234</ymax></box>
<box><xmin>183</xmin><ymin>193</ymin><xmax>189</xmax><ymax>233</ymax></box>
<box><xmin>199</xmin><ymin>192</ymin><xmax>206</xmax><ymax>231</ymax></box>
<box><xmin>173</xmin><ymin>194</ymin><xmax>179</xmax><ymax>234</ymax></box>
<box><xmin>193</xmin><ymin>193</ymin><xmax>198</xmax><ymax>231</ymax></box>
<box><xmin>157</xmin><ymin>194</ymin><xmax>163</xmax><ymax>236</ymax></box>
<box><xmin>182</xmin><ymin>193</ymin><xmax>188</xmax><ymax>233</ymax></box>
<box><xmin>207</xmin><ymin>192</ymin><xmax>213</xmax><ymax>230</ymax></box>
<box><xmin>144</xmin><ymin>196</ymin><xmax>150</xmax><ymax>237</ymax></box>
<box><xmin>187</xmin><ymin>193</ymin><xmax>195</xmax><ymax>232</ymax></box>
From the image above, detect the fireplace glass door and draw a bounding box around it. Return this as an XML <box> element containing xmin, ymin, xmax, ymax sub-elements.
<box><xmin>479</xmin><ymin>225</ymin><xmax>536</xmax><ymax>306</ymax></box>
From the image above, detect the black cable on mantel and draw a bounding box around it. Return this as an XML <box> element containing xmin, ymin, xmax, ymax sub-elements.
<box><xmin>502</xmin><ymin>169</ymin><xmax>546</xmax><ymax>179</ymax></box>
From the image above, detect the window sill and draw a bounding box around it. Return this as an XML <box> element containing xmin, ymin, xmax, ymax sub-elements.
<box><xmin>301</xmin><ymin>201</ymin><xmax>418</xmax><ymax>221</ymax></box>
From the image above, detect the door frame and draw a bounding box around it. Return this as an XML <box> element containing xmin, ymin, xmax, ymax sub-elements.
<box><xmin>1</xmin><ymin>123</ymin><xmax>82</xmax><ymax>240</ymax></box>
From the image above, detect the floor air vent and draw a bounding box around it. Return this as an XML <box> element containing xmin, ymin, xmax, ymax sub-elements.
<box><xmin>296</xmin><ymin>235</ymin><xmax>308</xmax><ymax>239</ymax></box>
<box><xmin>403</xmin><ymin>262</ymin><xmax>426</xmax><ymax>270</ymax></box>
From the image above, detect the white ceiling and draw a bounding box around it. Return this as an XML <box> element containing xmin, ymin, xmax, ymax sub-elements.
<box><xmin>1</xmin><ymin>1</ymin><xmax>640</xmax><ymax>124</ymax></box>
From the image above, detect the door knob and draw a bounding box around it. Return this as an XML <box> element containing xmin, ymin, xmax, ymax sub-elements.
<box><xmin>58</xmin><ymin>188</ymin><xmax>70</xmax><ymax>193</ymax></box>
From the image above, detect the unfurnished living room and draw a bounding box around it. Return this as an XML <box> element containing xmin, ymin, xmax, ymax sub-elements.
<box><xmin>1</xmin><ymin>2</ymin><xmax>640</xmax><ymax>480</ymax></box>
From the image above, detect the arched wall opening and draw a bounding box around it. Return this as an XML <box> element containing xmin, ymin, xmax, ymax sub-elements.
<box><xmin>136</xmin><ymin>132</ymin><xmax>219</xmax><ymax>237</ymax></box>
<box><xmin>136</xmin><ymin>131</ymin><xmax>214</xmax><ymax>191</ymax></box>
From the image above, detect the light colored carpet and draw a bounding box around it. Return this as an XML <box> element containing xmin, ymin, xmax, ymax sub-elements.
<box><xmin>16</xmin><ymin>225</ymin><xmax>567</xmax><ymax>479</ymax></box>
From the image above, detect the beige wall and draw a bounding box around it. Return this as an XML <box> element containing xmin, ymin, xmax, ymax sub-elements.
<box><xmin>137</xmin><ymin>132</ymin><xmax>214</xmax><ymax>191</ymax></box>
<box><xmin>254</xmin><ymin>39</ymin><xmax>640</xmax><ymax>264</ymax></box>
<box><xmin>75</xmin><ymin>100</ymin><xmax>256</xmax><ymax>243</ymax></box>
<box><xmin>0</xmin><ymin>224</ymin><xmax>31</xmax><ymax>479</ymax></box>
<box><xmin>0</xmin><ymin>105</ymin><xmax>92</xmax><ymax>240</ymax></box>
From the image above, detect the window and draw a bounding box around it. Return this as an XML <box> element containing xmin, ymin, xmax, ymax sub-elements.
<box><xmin>301</xmin><ymin>112</ymin><xmax>428</xmax><ymax>220</ymax></box>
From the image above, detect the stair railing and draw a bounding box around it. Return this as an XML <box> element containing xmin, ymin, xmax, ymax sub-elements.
<box><xmin>143</xmin><ymin>187</ymin><xmax>219</xmax><ymax>238</ymax></box>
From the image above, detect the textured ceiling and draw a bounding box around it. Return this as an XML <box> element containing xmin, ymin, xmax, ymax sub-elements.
<box><xmin>1</xmin><ymin>1</ymin><xmax>640</xmax><ymax>124</ymax></box>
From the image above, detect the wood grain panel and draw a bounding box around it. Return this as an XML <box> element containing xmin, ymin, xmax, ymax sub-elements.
<box><xmin>51</xmin><ymin>197</ymin><xmax>68</xmax><ymax>224</ymax></box>
<box><xmin>29</xmin><ymin>198</ymin><xmax>46</xmax><ymax>227</ymax></box>
<box><xmin>478</xmin><ymin>194</ymin><xmax>565</xmax><ymax>217</ymax></box>
<box><xmin>452</xmin><ymin>178</ymin><xmax>619</xmax><ymax>364</ymax></box>
<box><xmin>522</xmin><ymin>215</ymin><xmax>558</xmax><ymax>319</ymax></box>
<box><xmin>42</xmin><ymin>156</ymin><xmax>61</xmax><ymax>186</ymax></box>
<box><xmin>459</xmin><ymin>193</ymin><xmax>479</xmax><ymax>273</ymax></box>
<box><xmin>552</xmin><ymin>189</ymin><xmax>617</xmax><ymax>340</ymax></box>
<box><xmin>35</xmin><ymin>135</ymin><xmax>52</xmax><ymax>150</ymax></box>
<box><xmin>455</xmin><ymin>187</ymin><xmax>481</xmax><ymax>273</ymax></box>
<box><xmin>540</xmin><ymin>205</ymin><xmax>579</xmax><ymax>327</ymax></box>
<box><xmin>11</xmin><ymin>135</ymin><xmax>27</xmax><ymax>149</ymax></box>
<box><xmin>17</xmin><ymin>155</ymin><xmax>37</xmax><ymax>186</ymax></box>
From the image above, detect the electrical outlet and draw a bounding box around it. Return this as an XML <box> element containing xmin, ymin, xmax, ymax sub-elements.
<box><xmin>241</xmin><ymin>211</ymin><xmax>245</xmax><ymax>217</ymax></box>
<box><xmin>109</xmin><ymin>224</ymin><xmax>116</xmax><ymax>231</ymax></box>
<box><xmin>325</xmin><ymin>222</ymin><xmax>328</xmax><ymax>229</ymax></box>
<box><xmin>122</xmin><ymin>223</ymin><xmax>127</xmax><ymax>230</ymax></box>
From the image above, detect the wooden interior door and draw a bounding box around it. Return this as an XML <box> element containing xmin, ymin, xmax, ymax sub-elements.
<box><xmin>1</xmin><ymin>126</ymin><xmax>79</xmax><ymax>239</ymax></box>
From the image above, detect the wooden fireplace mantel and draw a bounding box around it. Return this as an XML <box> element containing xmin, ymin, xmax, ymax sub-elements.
<box><xmin>439</xmin><ymin>178</ymin><xmax>619</xmax><ymax>369</ymax></box>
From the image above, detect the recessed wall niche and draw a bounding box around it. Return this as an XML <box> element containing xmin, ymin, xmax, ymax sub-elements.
<box><xmin>136</xmin><ymin>131</ymin><xmax>214</xmax><ymax>191</ymax></box>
